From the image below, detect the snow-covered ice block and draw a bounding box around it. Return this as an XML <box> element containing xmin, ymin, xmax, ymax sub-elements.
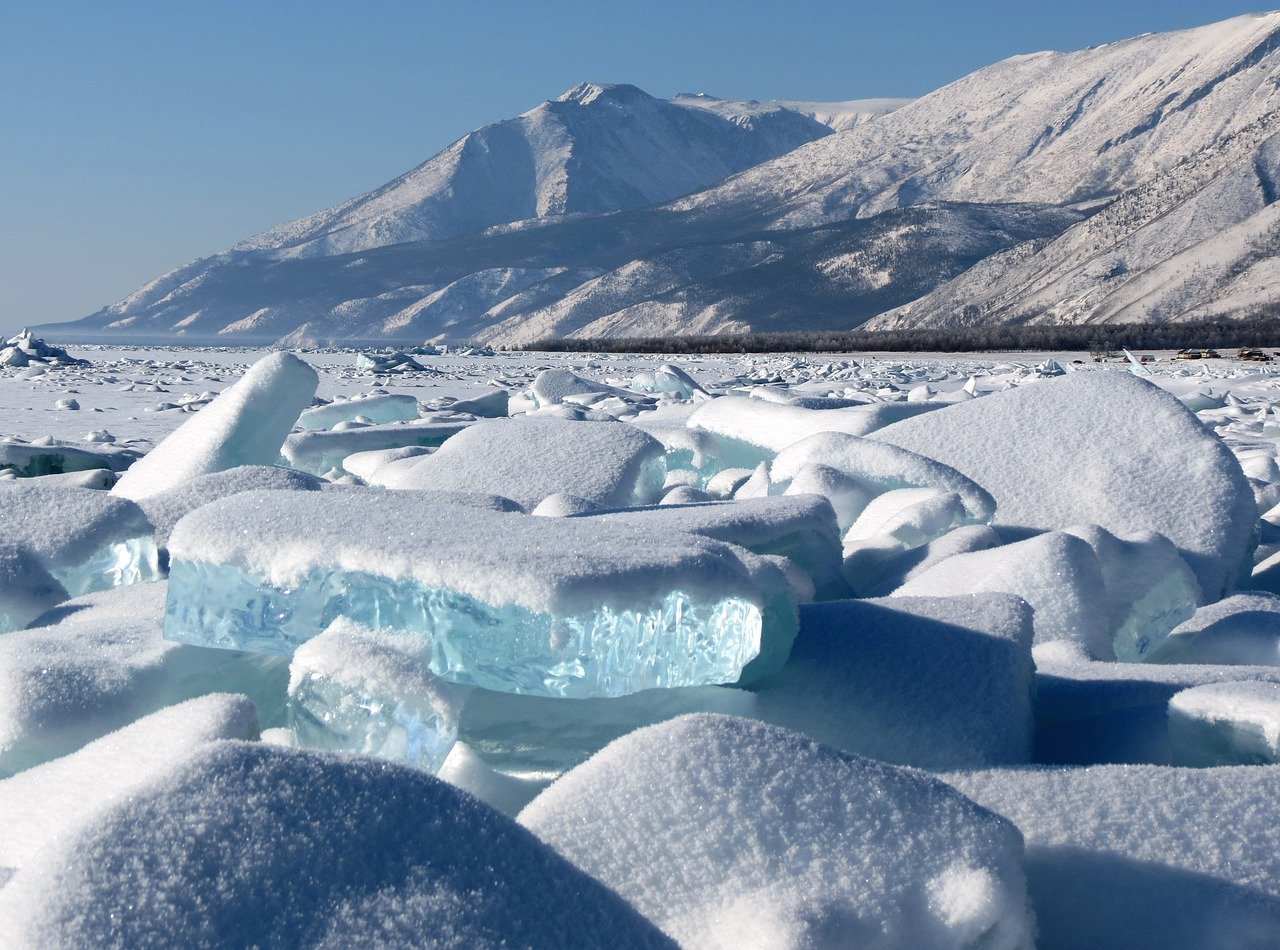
<box><xmin>527</xmin><ymin>368</ymin><xmax>640</xmax><ymax>409</ymax></box>
<box><xmin>895</xmin><ymin>531</ymin><xmax>1113</xmax><ymax>658</ymax></box>
<box><xmin>281</xmin><ymin>417</ymin><xmax>470</xmax><ymax>476</ymax></box>
<box><xmin>0</xmin><ymin>742</ymin><xmax>673</xmax><ymax>948</ymax></box>
<box><xmin>138</xmin><ymin>464</ymin><xmax>323</xmax><ymax>549</ymax></box>
<box><xmin>520</xmin><ymin>715</ymin><xmax>1034</xmax><ymax>949</ymax></box>
<box><xmin>445</xmin><ymin>387</ymin><xmax>510</xmax><ymax>418</ymax></box>
<box><xmin>946</xmin><ymin>765</ymin><xmax>1280</xmax><ymax>948</ymax></box>
<box><xmin>0</xmin><ymin>485</ymin><xmax>160</xmax><ymax>626</ymax></box>
<box><xmin>771</xmin><ymin>431</ymin><xmax>996</xmax><ymax>526</ymax></box>
<box><xmin>296</xmin><ymin>392</ymin><xmax>419</xmax><ymax>430</ymax></box>
<box><xmin>384</xmin><ymin>417</ymin><xmax>666</xmax><ymax>509</ymax></box>
<box><xmin>0</xmin><ymin>467</ymin><xmax>116</xmax><ymax>490</ymax></box>
<box><xmin>574</xmin><ymin>494</ymin><xmax>848</xmax><ymax>600</ymax></box>
<box><xmin>459</xmin><ymin>685</ymin><xmax>756</xmax><ymax>780</ymax></box>
<box><xmin>872</xmin><ymin>372</ymin><xmax>1257</xmax><ymax>601</ymax></box>
<box><xmin>288</xmin><ymin>618</ymin><xmax>467</xmax><ymax>773</ymax></box>
<box><xmin>0</xmin><ymin>438</ymin><xmax>138</xmax><ymax>478</ymax></box>
<box><xmin>1167</xmin><ymin>681</ymin><xmax>1280</xmax><ymax>765</ymax></box>
<box><xmin>1031</xmin><ymin>642</ymin><xmax>1280</xmax><ymax>765</ymax></box>
<box><xmin>1148</xmin><ymin>593</ymin><xmax>1280</xmax><ymax>665</ymax></box>
<box><xmin>688</xmin><ymin>395</ymin><xmax>943</xmax><ymax>458</ymax></box>
<box><xmin>0</xmin><ymin>582</ymin><xmax>288</xmax><ymax>777</ymax></box>
<box><xmin>0</xmin><ymin>694</ymin><xmax>257</xmax><ymax>880</ymax></box>
<box><xmin>1064</xmin><ymin>525</ymin><xmax>1201</xmax><ymax>661</ymax></box>
<box><xmin>437</xmin><ymin>740</ymin><xmax>547</xmax><ymax>816</ymax></box>
<box><xmin>165</xmin><ymin>492</ymin><xmax>785</xmax><ymax>697</ymax></box>
<box><xmin>753</xmin><ymin>594</ymin><xmax>1035</xmax><ymax>768</ymax></box>
<box><xmin>113</xmin><ymin>353</ymin><xmax>318</xmax><ymax>501</ymax></box>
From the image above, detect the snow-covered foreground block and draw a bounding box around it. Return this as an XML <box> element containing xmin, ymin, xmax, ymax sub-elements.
<box><xmin>0</xmin><ymin>583</ymin><xmax>287</xmax><ymax>777</ymax></box>
<box><xmin>1167</xmin><ymin>681</ymin><xmax>1280</xmax><ymax>765</ymax></box>
<box><xmin>521</xmin><ymin>715</ymin><xmax>1035</xmax><ymax>949</ymax></box>
<box><xmin>872</xmin><ymin>372</ymin><xmax>1257</xmax><ymax>601</ymax></box>
<box><xmin>752</xmin><ymin>594</ymin><xmax>1035</xmax><ymax>767</ymax></box>
<box><xmin>0</xmin><ymin>742</ymin><xmax>673</xmax><ymax>948</ymax></box>
<box><xmin>288</xmin><ymin>618</ymin><xmax>467</xmax><ymax>772</ymax></box>
<box><xmin>166</xmin><ymin>491</ymin><xmax>788</xmax><ymax>697</ymax></box>
<box><xmin>385</xmin><ymin>417</ymin><xmax>666</xmax><ymax>509</ymax></box>
<box><xmin>0</xmin><ymin>485</ymin><xmax>160</xmax><ymax>630</ymax></box>
<box><xmin>0</xmin><ymin>695</ymin><xmax>258</xmax><ymax>881</ymax></box>
<box><xmin>113</xmin><ymin>352</ymin><xmax>318</xmax><ymax>500</ymax></box>
<box><xmin>947</xmin><ymin>764</ymin><xmax>1280</xmax><ymax>948</ymax></box>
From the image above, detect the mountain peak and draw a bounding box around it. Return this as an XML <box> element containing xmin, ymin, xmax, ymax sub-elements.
<box><xmin>556</xmin><ymin>82</ymin><xmax>653</xmax><ymax>106</ymax></box>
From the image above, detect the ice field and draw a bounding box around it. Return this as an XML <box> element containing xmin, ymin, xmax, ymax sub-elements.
<box><xmin>5</xmin><ymin>330</ymin><xmax>1280</xmax><ymax>946</ymax></box>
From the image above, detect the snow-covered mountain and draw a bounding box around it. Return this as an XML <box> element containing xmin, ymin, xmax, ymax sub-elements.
<box><xmin>42</xmin><ymin>12</ymin><xmax>1280</xmax><ymax>345</ymax></box>
<box><xmin>233</xmin><ymin>83</ymin><xmax>838</xmax><ymax>259</ymax></box>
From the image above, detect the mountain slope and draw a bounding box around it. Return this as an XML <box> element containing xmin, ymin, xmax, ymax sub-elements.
<box><xmin>42</xmin><ymin>12</ymin><xmax>1280</xmax><ymax>346</ymax></box>
<box><xmin>234</xmin><ymin>83</ymin><xmax>837</xmax><ymax>259</ymax></box>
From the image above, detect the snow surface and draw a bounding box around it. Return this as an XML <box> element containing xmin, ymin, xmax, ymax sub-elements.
<box><xmin>0</xmin><ymin>742</ymin><xmax>674</xmax><ymax>948</ymax></box>
<box><xmin>521</xmin><ymin>714</ymin><xmax>1035</xmax><ymax>949</ymax></box>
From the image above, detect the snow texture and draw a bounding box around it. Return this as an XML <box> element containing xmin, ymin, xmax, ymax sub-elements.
<box><xmin>0</xmin><ymin>742</ymin><xmax>674</xmax><ymax>948</ymax></box>
<box><xmin>947</xmin><ymin>764</ymin><xmax>1280</xmax><ymax>948</ymax></box>
<box><xmin>0</xmin><ymin>694</ymin><xmax>258</xmax><ymax>880</ymax></box>
<box><xmin>521</xmin><ymin>714</ymin><xmax>1034</xmax><ymax>949</ymax></box>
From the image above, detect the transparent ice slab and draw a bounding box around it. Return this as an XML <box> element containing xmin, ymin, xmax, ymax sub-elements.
<box><xmin>52</xmin><ymin>535</ymin><xmax>163</xmax><ymax>599</ymax></box>
<box><xmin>289</xmin><ymin>668</ymin><xmax>459</xmax><ymax>773</ymax></box>
<box><xmin>165</xmin><ymin>560</ymin><xmax>763</xmax><ymax>698</ymax></box>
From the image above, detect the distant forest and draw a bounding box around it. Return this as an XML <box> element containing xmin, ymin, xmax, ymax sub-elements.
<box><xmin>525</xmin><ymin>317</ymin><xmax>1280</xmax><ymax>355</ymax></box>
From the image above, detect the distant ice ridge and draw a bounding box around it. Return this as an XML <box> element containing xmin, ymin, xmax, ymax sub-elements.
<box><xmin>165</xmin><ymin>492</ymin><xmax>786</xmax><ymax>697</ymax></box>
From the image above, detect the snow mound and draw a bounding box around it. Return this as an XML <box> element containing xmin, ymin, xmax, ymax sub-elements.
<box><xmin>753</xmin><ymin>594</ymin><xmax>1035</xmax><ymax>767</ymax></box>
<box><xmin>947</xmin><ymin>764</ymin><xmax>1280</xmax><ymax>948</ymax></box>
<box><xmin>521</xmin><ymin>714</ymin><xmax>1034</xmax><ymax>949</ymax></box>
<box><xmin>0</xmin><ymin>694</ymin><xmax>258</xmax><ymax>880</ymax></box>
<box><xmin>0</xmin><ymin>742</ymin><xmax>673</xmax><ymax>948</ymax></box>
<box><xmin>384</xmin><ymin>417</ymin><xmax>665</xmax><ymax>509</ymax></box>
<box><xmin>113</xmin><ymin>353</ymin><xmax>318</xmax><ymax>501</ymax></box>
<box><xmin>1167</xmin><ymin>681</ymin><xmax>1280</xmax><ymax>765</ymax></box>
<box><xmin>895</xmin><ymin>531</ymin><xmax>1113</xmax><ymax>659</ymax></box>
<box><xmin>872</xmin><ymin>372</ymin><xmax>1257</xmax><ymax>601</ymax></box>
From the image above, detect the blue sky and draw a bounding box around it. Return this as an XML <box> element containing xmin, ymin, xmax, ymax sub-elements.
<box><xmin>0</xmin><ymin>0</ymin><xmax>1267</xmax><ymax>332</ymax></box>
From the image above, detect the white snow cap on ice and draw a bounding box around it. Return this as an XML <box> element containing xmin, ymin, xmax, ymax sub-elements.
<box><xmin>112</xmin><ymin>352</ymin><xmax>318</xmax><ymax>501</ymax></box>
<box><xmin>1167</xmin><ymin>680</ymin><xmax>1280</xmax><ymax>765</ymax></box>
<box><xmin>520</xmin><ymin>714</ymin><xmax>1034</xmax><ymax>949</ymax></box>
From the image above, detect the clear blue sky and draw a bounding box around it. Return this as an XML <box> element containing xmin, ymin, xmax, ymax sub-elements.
<box><xmin>0</xmin><ymin>0</ymin><xmax>1267</xmax><ymax>333</ymax></box>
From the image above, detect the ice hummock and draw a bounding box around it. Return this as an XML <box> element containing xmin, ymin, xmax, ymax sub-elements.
<box><xmin>112</xmin><ymin>352</ymin><xmax>318</xmax><ymax>501</ymax></box>
<box><xmin>0</xmin><ymin>485</ymin><xmax>161</xmax><ymax>630</ymax></box>
<box><xmin>296</xmin><ymin>392</ymin><xmax>419</xmax><ymax>430</ymax></box>
<box><xmin>287</xmin><ymin>618</ymin><xmax>467</xmax><ymax>772</ymax></box>
<box><xmin>165</xmin><ymin>491</ymin><xmax>784</xmax><ymax>697</ymax></box>
<box><xmin>384</xmin><ymin>417</ymin><xmax>666</xmax><ymax>510</ymax></box>
<box><xmin>1167</xmin><ymin>681</ymin><xmax>1280</xmax><ymax>765</ymax></box>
